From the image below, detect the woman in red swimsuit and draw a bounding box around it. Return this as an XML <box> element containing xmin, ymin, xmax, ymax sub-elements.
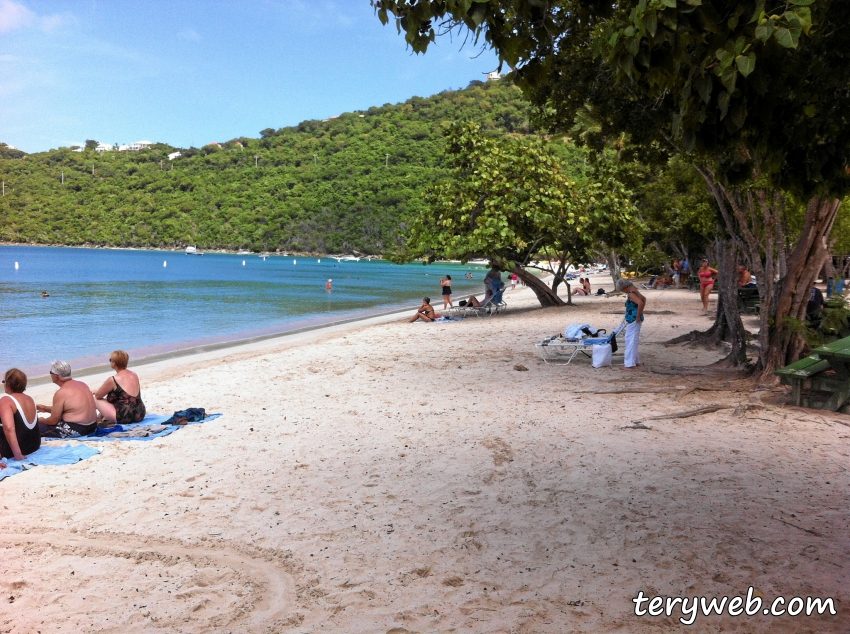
<box><xmin>698</xmin><ymin>259</ymin><xmax>718</xmax><ymax>312</ymax></box>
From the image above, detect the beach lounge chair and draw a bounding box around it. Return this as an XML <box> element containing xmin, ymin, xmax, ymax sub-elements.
<box><xmin>535</xmin><ymin>322</ymin><xmax>625</xmax><ymax>365</ymax></box>
<box><xmin>465</xmin><ymin>287</ymin><xmax>507</xmax><ymax>317</ymax></box>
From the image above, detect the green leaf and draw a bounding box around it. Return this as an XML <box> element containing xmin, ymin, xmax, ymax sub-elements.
<box><xmin>735</xmin><ymin>53</ymin><xmax>756</xmax><ymax>78</ymax></box>
<box><xmin>774</xmin><ymin>27</ymin><xmax>799</xmax><ymax>48</ymax></box>
<box><xmin>754</xmin><ymin>22</ymin><xmax>773</xmax><ymax>42</ymax></box>
<box><xmin>715</xmin><ymin>48</ymin><xmax>733</xmax><ymax>69</ymax></box>
<box><xmin>793</xmin><ymin>6</ymin><xmax>813</xmax><ymax>33</ymax></box>
<box><xmin>695</xmin><ymin>75</ymin><xmax>712</xmax><ymax>103</ymax></box>
<box><xmin>788</xmin><ymin>0</ymin><xmax>815</xmax><ymax>5</ymax></box>
<box><xmin>644</xmin><ymin>10</ymin><xmax>657</xmax><ymax>37</ymax></box>
<box><xmin>659</xmin><ymin>0</ymin><xmax>676</xmax><ymax>7</ymax></box>
<box><xmin>717</xmin><ymin>91</ymin><xmax>730</xmax><ymax>119</ymax></box>
<box><xmin>729</xmin><ymin>104</ymin><xmax>747</xmax><ymax>130</ymax></box>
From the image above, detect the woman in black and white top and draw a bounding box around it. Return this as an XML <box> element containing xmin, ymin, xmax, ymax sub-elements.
<box><xmin>0</xmin><ymin>368</ymin><xmax>40</xmax><ymax>461</ymax></box>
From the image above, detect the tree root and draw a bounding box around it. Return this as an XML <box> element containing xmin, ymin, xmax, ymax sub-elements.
<box><xmin>573</xmin><ymin>386</ymin><xmax>688</xmax><ymax>394</ymax></box>
<box><xmin>641</xmin><ymin>405</ymin><xmax>732</xmax><ymax>421</ymax></box>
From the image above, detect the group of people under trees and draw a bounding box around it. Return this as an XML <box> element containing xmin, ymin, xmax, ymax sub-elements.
<box><xmin>412</xmin><ymin>267</ymin><xmax>511</xmax><ymax>322</ymax></box>
<box><xmin>0</xmin><ymin>351</ymin><xmax>146</xmax><ymax>464</ymax></box>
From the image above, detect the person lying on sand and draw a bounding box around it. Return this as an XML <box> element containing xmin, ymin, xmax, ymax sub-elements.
<box><xmin>409</xmin><ymin>297</ymin><xmax>439</xmax><ymax>322</ymax></box>
<box><xmin>37</xmin><ymin>361</ymin><xmax>98</xmax><ymax>438</ymax></box>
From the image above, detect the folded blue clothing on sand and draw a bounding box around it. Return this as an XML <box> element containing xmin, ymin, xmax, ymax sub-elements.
<box><xmin>86</xmin><ymin>412</ymin><xmax>222</xmax><ymax>442</ymax></box>
<box><xmin>0</xmin><ymin>443</ymin><xmax>101</xmax><ymax>482</ymax></box>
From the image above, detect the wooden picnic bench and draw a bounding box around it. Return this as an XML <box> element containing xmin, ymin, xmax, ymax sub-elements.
<box><xmin>737</xmin><ymin>286</ymin><xmax>760</xmax><ymax>314</ymax></box>
<box><xmin>775</xmin><ymin>335</ymin><xmax>850</xmax><ymax>412</ymax></box>
<box><xmin>687</xmin><ymin>275</ymin><xmax>700</xmax><ymax>291</ymax></box>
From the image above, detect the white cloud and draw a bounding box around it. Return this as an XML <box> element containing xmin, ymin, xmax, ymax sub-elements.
<box><xmin>0</xmin><ymin>0</ymin><xmax>66</xmax><ymax>34</ymax></box>
<box><xmin>0</xmin><ymin>0</ymin><xmax>34</xmax><ymax>33</ymax></box>
<box><xmin>178</xmin><ymin>28</ymin><xmax>201</xmax><ymax>42</ymax></box>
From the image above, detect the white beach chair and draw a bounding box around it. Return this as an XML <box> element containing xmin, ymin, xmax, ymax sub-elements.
<box><xmin>535</xmin><ymin>322</ymin><xmax>625</xmax><ymax>365</ymax></box>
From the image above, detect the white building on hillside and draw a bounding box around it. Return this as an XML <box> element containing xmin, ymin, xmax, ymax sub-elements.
<box><xmin>487</xmin><ymin>71</ymin><xmax>501</xmax><ymax>81</ymax></box>
<box><xmin>130</xmin><ymin>140</ymin><xmax>153</xmax><ymax>151</ymax></box>
<box><xmin>95</xmin><ymin>143</ymin><xmax>113</xmax><ymax>153</ymax></box>
<box><xmin>168</xmin><ymin>151</ymin><xmax>182</xmax><ymax>161</ymax></box>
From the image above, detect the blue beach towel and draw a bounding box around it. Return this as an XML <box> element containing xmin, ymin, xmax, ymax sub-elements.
<box><xmin>0</xmin><ymin>443</ymin><xmax>101</xmax><ymax>482</ymax></box>
<box><xmin>86</xmin><ymin>412</ymin><xmax>222</xmax><ymax>442</ymax></box>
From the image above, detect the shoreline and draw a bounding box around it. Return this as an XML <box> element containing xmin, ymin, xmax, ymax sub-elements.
<box><xmin>24</xmin><ymin>289</ymin><xmax>485</xmax><ymax>400</ymax></box>
<box><xmin>0</xmin><ymin>241</ymin><xmax>385</xmax><ymax>258</ymax></box>
<box><xmin>23</xmin><ymin>300</ymin><xmax>439</xmax><ymax>387</ymax></box>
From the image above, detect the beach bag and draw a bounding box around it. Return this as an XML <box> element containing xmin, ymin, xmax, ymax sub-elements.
<box><xmin>163</xmin><ymin>407</ymin><xmax>206</xmax><ymax>426</ymax></box>
<box><xmin>592</xmin><ymin>344</ymin><xmax>613</xmax><ymax>368</ymax></box>
<box><xmin>565</xmin><ymin>323</ymin><xmax>597</xmax><ymax>339</ymax></box>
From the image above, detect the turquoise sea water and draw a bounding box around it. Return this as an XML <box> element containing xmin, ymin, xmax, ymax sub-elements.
<box><xmin>0</xmin><ymin>246</ymin><xmax>486</xmax><ymax>375</ymax></box>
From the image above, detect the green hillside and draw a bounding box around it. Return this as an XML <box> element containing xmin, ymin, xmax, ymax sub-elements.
<box><xmin>0</xmin><ymin>80</ymin><xmax>533</xmax><ymax>254</ymax></box>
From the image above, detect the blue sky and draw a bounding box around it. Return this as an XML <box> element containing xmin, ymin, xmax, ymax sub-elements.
<box><xmin>0</xmin><ymin>0</ymin><xmax>501</xmax><ymax>153</ymax></box>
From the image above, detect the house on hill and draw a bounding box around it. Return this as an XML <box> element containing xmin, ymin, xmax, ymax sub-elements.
<box><xmin>130</xmin><ymin>140</ymin><xmax>153</xmax><ymax>151</ymax></box>
<box><xmin>168</xmin><ymin>151</ymin><xmax>182</xmax><ymax>161</ymax></box>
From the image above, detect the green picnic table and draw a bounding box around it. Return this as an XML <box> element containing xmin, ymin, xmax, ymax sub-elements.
<box><xmin>737</xmin><ymin>286</ymin><xmax>760</xmax><ymax>314</ymax></box>
<box><xmin>775</xmin><ymin>335</ymin><xmax>850</xmax><ymax>411</ymax></box>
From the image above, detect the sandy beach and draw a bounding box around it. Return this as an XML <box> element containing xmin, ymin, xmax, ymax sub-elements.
<box><xmin>1</xmin><ymin>276</ymin><xmax>848</xmax><ymax>633</ymax></box>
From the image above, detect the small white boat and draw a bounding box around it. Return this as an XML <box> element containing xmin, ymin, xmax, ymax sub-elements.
<box><xmin>185</xmin><ymin>245</ymin><xmax>204</xmax><ymax>255</ymax></box>
<box><xmin>331</xmin><ymin>255</ymin><xmax>361</xmax><ymax>262</ymax></box>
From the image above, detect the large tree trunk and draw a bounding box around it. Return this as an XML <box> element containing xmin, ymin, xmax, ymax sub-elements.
<box><xmin>512</xmin><ymin>265</ymin><xmax>565</xmax><ymax>307</ymax></box>
<box><xmin>665</xmin><ymin>234</ymin><xmax>746</xmax><ymax>365</ymax></box>
<box><xmin>711</xmin><ymin>235</ymin><xmax>748</xmax><ymax>366</ymax></box>
<box><xmin>695</xmin><ymin>164</ymin><xmax>842</xmax><ymax>381</ymax></box>
<box><xmin>759</xmin><ymin>196</ymin><xmax>841</xmax><ymax>376</ymax></box>
<box><xmin>607</xmin><ymin>250</ymin><xmax>621</xmax><ymax>285</ymax></box>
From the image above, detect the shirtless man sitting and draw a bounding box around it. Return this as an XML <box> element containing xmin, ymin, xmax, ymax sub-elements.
<box><xmin>737</xmin><ymin>266</ymin><xmax>754</xmax><ymax>287</ymax></box>
<box><xmin>37</xmin><ymin>360</ymin><xmax>98</xmax><ymax>438</ymax></box>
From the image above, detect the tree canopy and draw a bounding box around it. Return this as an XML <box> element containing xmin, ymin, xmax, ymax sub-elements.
<box><xmin>0</xmin><ymin>80</ymin><xmax>533</xmax><ymax>253</ymax></box>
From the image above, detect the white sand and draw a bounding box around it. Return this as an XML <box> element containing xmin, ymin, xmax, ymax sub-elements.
<box><xmin>1</xmin><ymin>278</ymin><xmax>848</xmax><ymax>633</ymax></box>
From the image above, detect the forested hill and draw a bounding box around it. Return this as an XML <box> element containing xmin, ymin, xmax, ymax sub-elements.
<box><xmin>0</xmin><ymin>80</ymin><xmax>532</xmax><ymax>254</ymax></box>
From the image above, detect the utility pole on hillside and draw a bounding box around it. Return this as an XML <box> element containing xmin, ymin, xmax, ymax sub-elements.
<box><xmin>313</xmin><ymin>155</ymin><xmax>318</xmax><ymax>165</ymax></box>
<box><xmin>385</xmin><ymin>153</ymin><xmax>389</xmax><ymax>168</ymax></box>
<box><xmin>2</xmin><ymin>181</ymin><xmax>5</xmax><ymax>196</ymax></box>
<box><xmin>92</xmin><ymin>164</ymin><xmax>95</xmax><ymax>175</ymax></box>
<box><xmin>255</xmin><ymin>155</ymin><xmax>259</xmax><ymax>167</ymax></box>
<box><xmin>61</xmin><ymin>171</ymin><xmax>64</xmax><ymax>184</ymax></box>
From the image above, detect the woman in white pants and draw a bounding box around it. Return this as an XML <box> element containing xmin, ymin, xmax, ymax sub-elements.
<box><xmin>615</xmin><ymin>278</ymin><xmax>646</xmax><ymax>368</ymax></box>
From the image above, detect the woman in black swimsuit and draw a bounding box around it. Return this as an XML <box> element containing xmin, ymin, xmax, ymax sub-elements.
<box><xmin>440</xmin><ymin>275</ymin><xmax>453</xmax><ymax>309</ymax></box>
<box><xmin>93</xmin><ymin>350</ymin><xmax>146</xmax><ymax>425</ymax></box>
<box><xmin>409</xmin><ymin>297</ymin><xmax>439</xmax><ymax>322</ymax></box>
<box><xmin>0</xmin><ymin>368</ymin><xmax>40</xmax><ymax>461</ymax></box>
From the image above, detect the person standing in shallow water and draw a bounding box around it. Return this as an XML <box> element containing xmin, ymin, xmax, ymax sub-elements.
<box><xmin>616</xmin><ymin>278</ymin><xmax>646</xmax><ymax>368</ymax></box>
<box><xmin>326</xmin><ymin>279</ymin><xmax>332</xmax><ymax>291</ymax></box>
